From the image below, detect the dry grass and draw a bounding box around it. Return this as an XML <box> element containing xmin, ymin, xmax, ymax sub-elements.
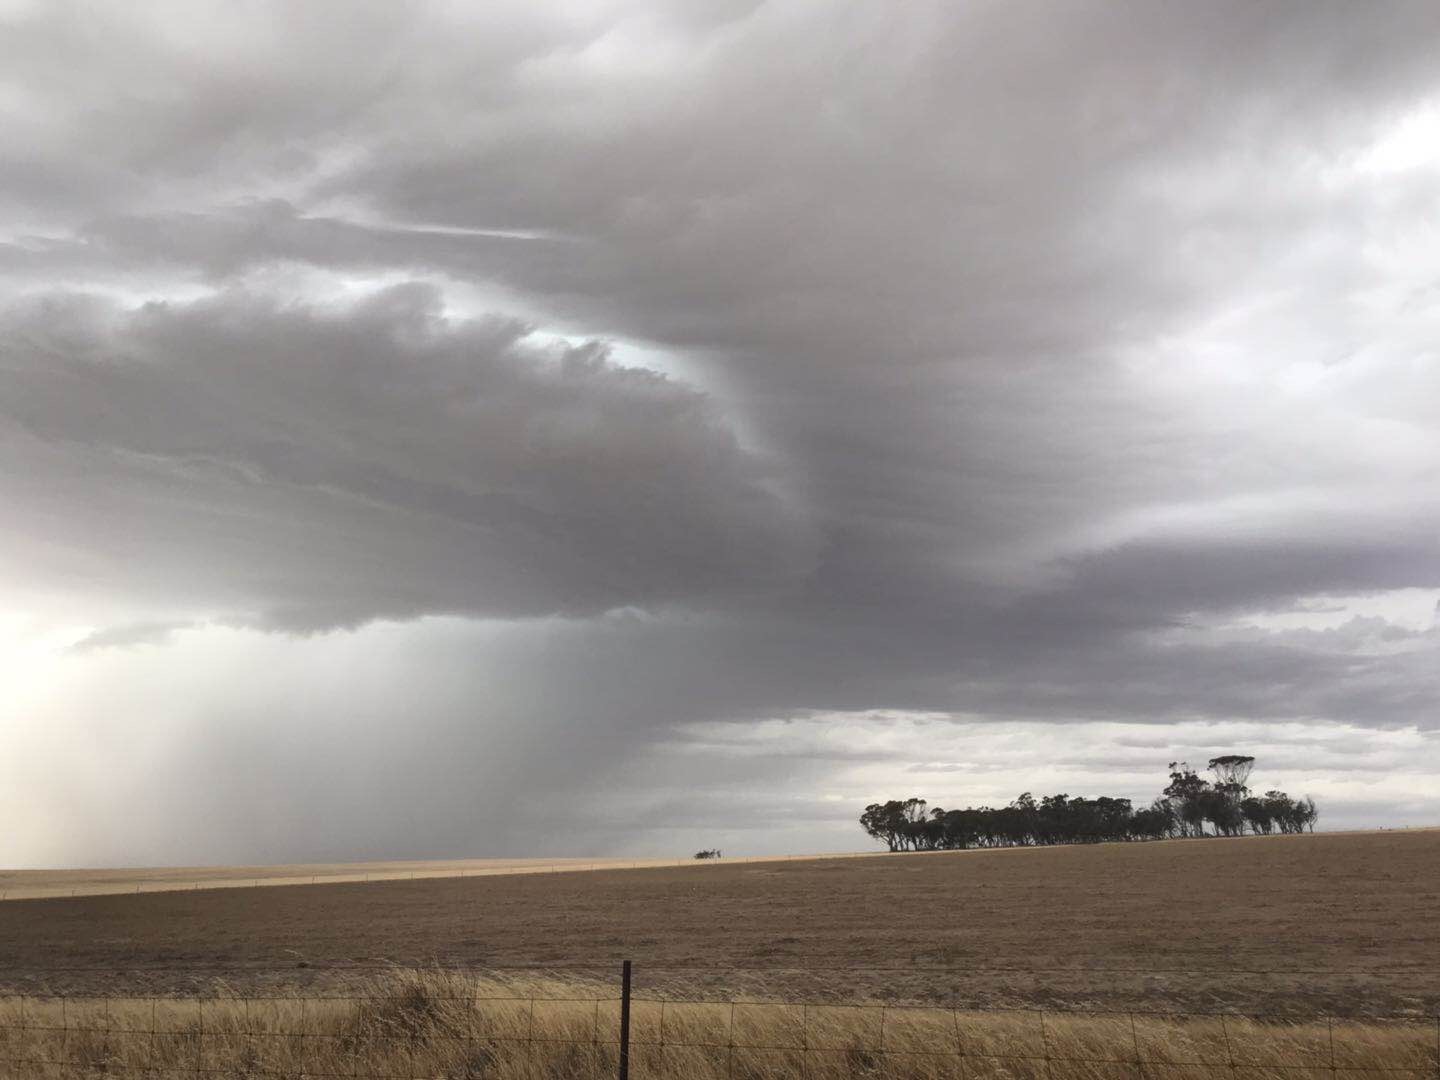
<box><xmin>2</xmin><ymin>970</ymin><xmax>1435</xmax><ymax>1079</ymax></box>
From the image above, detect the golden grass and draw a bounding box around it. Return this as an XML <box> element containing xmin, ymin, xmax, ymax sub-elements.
<box><xmin>1</xmin><ymin>970</ymin><xmax>1435</xmax><ymax>1078</ymax></box>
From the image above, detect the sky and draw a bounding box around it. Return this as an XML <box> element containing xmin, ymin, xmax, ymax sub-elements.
<box><xmin>2</xmin><ymin>0</ymin><xmax>1438</xmax><ymax>868</ymax></box>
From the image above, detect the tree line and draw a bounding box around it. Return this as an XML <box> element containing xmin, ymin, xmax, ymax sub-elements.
<box><xmin>859</xmin><ymin>755</ymin><xmax>1318</xmax><ymax>851</ymax></box>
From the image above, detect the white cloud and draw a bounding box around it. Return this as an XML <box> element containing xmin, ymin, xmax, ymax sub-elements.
<box><xmin>1356</xmin><ymin>101</ymin><xmax>1440</xmax><ymax>174</ymax></box>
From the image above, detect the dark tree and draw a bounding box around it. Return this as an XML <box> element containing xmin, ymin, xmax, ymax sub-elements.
<box><xmin>1163</xmin><ymin>762</ymin><xmax>1211</xmax><ymax>838</ymax></box>
<box><xmin>860</xmin><ymin>757</ymin><xmax>1319</xmax><ymax>851</ymax></box>
<box><xmin>1207</xmin><ymin>754</ymin><xmax>1256</xmax><ymax>836</ymax></box>
<box><xmin>1240</xmin><ymin>796</ymin><xmax>1273</xmax><ymax>835</ymax></box>
<box><xmin>1207</xmin><ymin>755</ymin><xmax>1256</xmax><ymax>789</ymax></box>
<box><xmin>860</xmin><ymin>799</ymin><xmax>929</xmax><ymax>851</ymax></box>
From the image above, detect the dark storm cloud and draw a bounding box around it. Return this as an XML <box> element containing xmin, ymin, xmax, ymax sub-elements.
<box><xmin>0</xmin><ymin>286</ymin><xmax>812</xmax><ymax>628</ymax></box>
<box><xmin>2</xmin><ymin>0</ymin><xmax>1438</xmax><ymax>862</ymax></box>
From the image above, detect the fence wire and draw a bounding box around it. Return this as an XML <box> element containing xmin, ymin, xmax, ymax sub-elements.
<box><xmin>1</xmin><ymin>968</ymin><xmax>1438</xmax><ymax>1080</ymax></box>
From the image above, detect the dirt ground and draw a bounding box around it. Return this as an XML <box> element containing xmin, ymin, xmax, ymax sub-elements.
<box><xmin>0</xmin><ymin>853</ymin><xmax>869</xmax><ymax>900</ymax></box>
<box><xmin>3</xmin><ymin>831</ymin><xmax>1436</xmax><ymax>1015</ymax></box>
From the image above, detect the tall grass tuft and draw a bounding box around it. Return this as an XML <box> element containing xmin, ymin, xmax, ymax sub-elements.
<box><xmin>1</xmin><ymin>969</ymin><xmax>1434</xmax><ymax>1078</ymax></box>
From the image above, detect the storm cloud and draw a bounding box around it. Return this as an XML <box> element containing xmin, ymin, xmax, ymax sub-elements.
<box><xmin>2</xmin><ymin>0</ymin><xmax>1437</xmax><ymax>865</ymax></box>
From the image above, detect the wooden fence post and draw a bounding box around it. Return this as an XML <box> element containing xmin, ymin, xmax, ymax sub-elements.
<box><xmin>618</xmin><ymin>959</ymin><xmax>633</xmax><ymax>1080</ymax></box>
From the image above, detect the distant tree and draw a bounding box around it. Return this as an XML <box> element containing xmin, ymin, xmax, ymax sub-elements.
<box><xmin>1129</xmin><ymin>799</ymin><xmax>1176</xmax><ymax>841</ymax></box>
<box><xmin>693</xmin><ymin>849</ymin><xmax>722</xmax><ymax>860</ymax></box>
<box><xmin>1091</xmin><ymin>796</ymin><xmax>1134</xmax><ymax>842</ymax></box>
<box><xmin>1207</xmin><ymin>755</ymin><xmax>1256</xmax><ymax>789</ymax></box>
<box><xmin>931</xmin><ymin>807</ymin><xmax>981</xmax><ymax>849</ymax></box>
<box><xmin>1008</xmin><ymin>793</ymin><xmax>1039</xmax><ymax>846</ymax></box>
<box><xmin>859</xmin><ymin>758</ymin><xmax>1319</xmax><ymax>851</ymax></box>
<box><xmin>1198</xmin><ymin>786</ymin><xmax>1244</xmax><ymax>837</ymax></box>
<box><xmin>1240</xmin><ymin>796</ymin><xmax>1273</xmax><ymax>835</ymax></box>
<box><xmin>1163</xmin><ymin>762</ymin><xmax>1211</xmax><ymax>838</ymax></box>
<box><xmin>1261</xmin><ymin>790</ymin><xmax>1316</xmax><ymax>834</ymax></box>
<box><xmin>860</xmin><ymin>799</ymin><xmax>928</xmax><ymax>852</ymax></box>
<box><xmin>897</xmin><ymin>797</ymin><xmax>929</xmax><ymax>850</ymax></box>
<box><xmin>859</xmin><ymin>803</ymin><xmax>899</xmax><ymax>851</ymax></box>
<box><xmin>1206</xmin><ymin>755</ymin><xmax>1256</xmax><ymax>836</ymax></box>
<box><xmin>1299</xmin><ymin>795</ymin><xmax>1319</xmax><ymax>833</ymax></box>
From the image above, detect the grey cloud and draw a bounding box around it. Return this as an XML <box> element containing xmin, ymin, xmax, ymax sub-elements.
<box><xmin>0</xmin><ymin>200</ymin><xmax>569</xmax><ymax>285</ymax></box>
<box><xmin>66</xmin><ymin>620</ymin><xmax>193</xmax><ymax>653</ymax></box>
<box><xmin>2</xmin><ymin>0</ymin><xmax>1438</xmax><ymax>863</ymax></box>
<box><xmin>0</xmin><ymin>286</ymin><xmax>814</xmax><ymax>628</ymax></box>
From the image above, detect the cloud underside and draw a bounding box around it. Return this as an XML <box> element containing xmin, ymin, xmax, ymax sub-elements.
<box><xmin>0</xmin><ymin>287</ymin><xmax>811</xmax><ymax>628</ymax></box>
<box><xmin>1</xmin><ymin>1</ymin><xmax>1439</xmax><ymax>862</ymax></box>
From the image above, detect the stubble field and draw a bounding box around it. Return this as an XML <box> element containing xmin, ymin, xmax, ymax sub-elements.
<box><xmin>3</xmin><ymin>831</ymin><xmax>1438</xmax><ymax>1077</ymax></box>
<box><xmin>0</xmin><ymin>853</ymin><xmax>860</xmax><ymax>902</ymax></box>
<box><xmin>3</xmin><ymin>830</ymin><xmax>1437</xmax><ymax>1014</ymax></box>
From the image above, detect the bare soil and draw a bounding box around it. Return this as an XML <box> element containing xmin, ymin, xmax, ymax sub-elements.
<box><xmin>3</xmin><ymin>831</ymin><xmax>1436</xmax><ymax>1015</ymax></box>
<box><xmin>0</xmin><ymin>854</ymin><xmax>849</xmax><ymax>900</ymax></box>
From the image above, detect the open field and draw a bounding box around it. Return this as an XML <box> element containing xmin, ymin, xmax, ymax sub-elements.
<box><xmin>0</xmin><ymin>852</ymin><xmax>888</xmax><ymax>902</ymax></box>
<box><xmin>3</xmin><ymin>831</ymin><xmax>1438</xmax><ymax>1016</ymax></box>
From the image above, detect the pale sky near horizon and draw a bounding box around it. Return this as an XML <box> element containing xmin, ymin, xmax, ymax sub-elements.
<box><xmin>2</xmin><ymin>1</ymin><xmax>1438</xmax><ymax>868</ymax></box>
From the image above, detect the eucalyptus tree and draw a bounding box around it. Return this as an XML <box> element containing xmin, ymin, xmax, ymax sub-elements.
<box><xmin>860</xmin><ymin>757</ymin><xmax>1321</xmax><ymax>850</ymax></box>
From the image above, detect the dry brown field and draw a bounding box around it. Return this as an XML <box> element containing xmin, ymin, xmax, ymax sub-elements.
<box><xmin>3</xmin><ymin>830</ymin><xmax>1437</xmax><ymax>1017</ymax></box>
<box><xmin>0</xmin><ymin>852</ymin><xmax>878</xmax><ymax>901</ymax></box>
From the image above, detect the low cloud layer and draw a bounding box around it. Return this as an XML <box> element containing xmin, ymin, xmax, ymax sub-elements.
<box><xmin>1</xmin><ymin>1</ymin><xmax>1437</xmax><ymax>865</ymax></box>
<box><xmin>0</xmin><ymin>287</ymin><xmax>811</xmax><ymax>628</ymax></box>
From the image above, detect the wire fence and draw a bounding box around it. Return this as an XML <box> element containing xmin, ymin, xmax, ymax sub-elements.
<box><xmin>2</xmin><ymin>962</ymin><xmax>1438</xmax><ymax>1079</ymax></box>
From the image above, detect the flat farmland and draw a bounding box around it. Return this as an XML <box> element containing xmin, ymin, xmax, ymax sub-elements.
<box><xmin>3</xmin><ymin>831</ymin><xmax>1437</xmax><ymax>1014</ymax></box>
<box><xmin>0</xmin><ymin>852</ymin><xmax>862</xmax><ymax>901</ymax></box>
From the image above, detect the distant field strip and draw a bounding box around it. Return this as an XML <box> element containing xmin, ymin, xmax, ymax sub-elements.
<box><xmin>0</xmin><ymin>851</ymin><xmax>891</xmax><ymax>900</ymax></box>
<box><xmin>5</xmin><ymin>829</ymin><xmax>1428</xmax><ymax>901</ymax></box>
<box><xmin>5</xmin><ymin>832</ymin><xmax>1437</xmax><ymax>1017</ymax></box>
<box><xmin>3</xmin><ymin>969</ymin><xmax>1437</xmax><ymax>1079</ymax></box>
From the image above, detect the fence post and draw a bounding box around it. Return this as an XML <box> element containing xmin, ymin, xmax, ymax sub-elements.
<box><xmin>618</xmin><ymin>960</ymin><xmax>633</xmax><ymax>1080</ymax></box>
